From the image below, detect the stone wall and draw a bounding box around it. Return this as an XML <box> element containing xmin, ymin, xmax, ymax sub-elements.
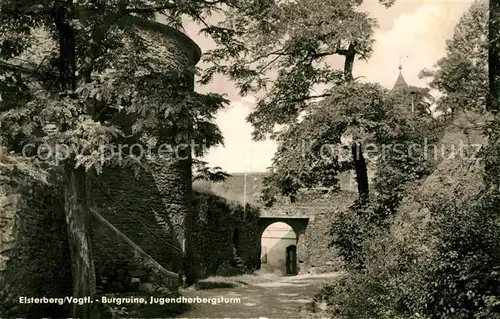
<box><xmin>192</xmin><ymin>192</ymin><xmax>261</xmax><ymax>278</ymax></box>
<box><xmin>198</xmin><ymin>174</ymin><xmax>360</xmax><ymax>275</ymax></box>
<box><xmin>92</xmin><ymin>169</ymin><xmax>262</xmax><ymax>284</ymax></box>
<box><xmin>0</xmin><ymin>185</ymin><xmax>72</xmax><ymax>318</ymax></box>
<box><xmin>263</xmin><ymin>191</ymin><xmax>357</xmax><ymax>274</ymax></box>
<box><xmin>91</xmin><ymin>168</ymin><xmax>263</xmax><ymax>282</ymax></box>
<box><xmin>0</xmin><ymin>166</ymin><xmax>186</xmax><ymax>317</ymax></box>
<box><xmin>91</xmin><ymin>209</ymin><xmax>181</xmax><ymax>296</ymax></box>
<box><xmin>207</xmin><ymin>171</ymin><xmax>367</xmax><ymax>205</ymax></box>
<box><xmin>90</xmin><ymin>166</ymin><xmax>182</xmax><ymax>277</ymax></box>
<box><xmin>88</xmin><ymin>14</ymin><xmax>202</xmax><ymax>291</ymax></box>
<box><xmin>0</xmin><ymin>162</ymin><xmax>261</xmax><ymax>317</ymax></box>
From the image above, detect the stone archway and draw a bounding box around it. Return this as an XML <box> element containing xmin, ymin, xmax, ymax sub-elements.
<box><xmin>258</xmin><ymin>216</ymin><xmax>309</xmax><ymax>237</ymax></box>
<box><xmin>257</xmin><ymin>216</ymin><xmax>309</xmax><ymax>274</ymax></box>
<box><xmin>260</xmin><ymin>222</ymin><xmax>296</xmax><ymax>275</ymax></box>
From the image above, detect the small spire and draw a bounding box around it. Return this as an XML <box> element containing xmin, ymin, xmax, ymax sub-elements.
<box><xmin>392</xmin><ymin>61</ymin><xmax>408</xmax><ymax>91</ymax></box>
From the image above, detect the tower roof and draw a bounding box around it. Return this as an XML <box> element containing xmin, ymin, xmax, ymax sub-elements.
<box><xmin>392</xmin><ymin>65</ymin><xmax>408</xmax><ymax>91</ymax></box>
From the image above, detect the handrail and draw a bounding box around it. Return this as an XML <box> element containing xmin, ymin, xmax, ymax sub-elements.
<box><xmin>91</xmin><ymin>181</ymin><xmax>181</xmax><ymax>252</ymax></box>
<box><xmin>90</xmin><ymin>208</ymin><xmax>180</xmax><ymax>280</ymax></box>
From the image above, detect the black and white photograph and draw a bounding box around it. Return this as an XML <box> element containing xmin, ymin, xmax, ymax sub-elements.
<box><xmin>0</xmin><ymin>0</ymin><xmax>499</xmax><ymax>318</ymax></box>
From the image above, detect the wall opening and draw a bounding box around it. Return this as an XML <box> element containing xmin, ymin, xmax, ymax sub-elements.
<box><xmin>260</xmin><ymin>222</ymin><xmax>297</xmax><ymax>275</ymax></box>
<box><xmin>286</xmin><ymin>245</ymin><xmax>297</xmax><ymax>275</ymax></box>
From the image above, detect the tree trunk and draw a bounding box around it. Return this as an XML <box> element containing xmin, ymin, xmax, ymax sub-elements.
<box><xmin>489</xmin><ymin>0</ymin><xmax>500</xmax><ymax>114</ymax></box>
<box><xmin>64</xmin><ymin>164</ymin><xmax>97</xmax><ymax>318</ymax></box>
<box><xmin>343</xmin><ymin>43</ymin><xmax>370</xmax><ymax>200</ymax></box>
<box><xmin>182</xmin><ymin>72</ymin><xmax>197</xmax><ymax>286</ymax></box>
<box><xmin>486</xmin><ymin>0</ymin><xmax>500</xmax><ymax>187</ymax></box>
<box><xmin>54</xmin><ymin>1</ymin><xmax>76</xmax><ymax>92</ymax></box>
<box><xmin>182</xmin><ymin>107</ymin><xmax>196</xmax><ymax>286</ymax></box>
<box><xmin>343</xmin><ymin>43</ymin><xmax>356</xmax><ymax>83</ymax></box>
<box><xmin>351</xmin><ymin>142</ymin><xmax>369</xmax><ymax>200</ymax></box>
<box><xmin>55</xmin><ymin>2</ymin><xmax>97</xmax><ymax>317</ymax></box>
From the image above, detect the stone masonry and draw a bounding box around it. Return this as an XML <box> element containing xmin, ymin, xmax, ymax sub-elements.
<box><xmin>199</xmin><ymin>173</ymin><xmax>359</xmax><ymax>274</ymax></box>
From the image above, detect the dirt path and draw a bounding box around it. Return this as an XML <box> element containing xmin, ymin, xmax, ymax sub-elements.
<box><xmin>175</xmin><ymin>273</ymin><xmax>340</xmax><ymax>318</ymax></box>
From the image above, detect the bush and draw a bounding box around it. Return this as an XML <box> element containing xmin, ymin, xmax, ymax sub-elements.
<box><xmin>421</xmin><ymin>192</ymin><xmax>500</xmax><ymax>319</ymax></box>
<box><xmin>329</xmin><ymin>202</ymin><xmax>369</xmax><ymax>270</ymax></box>
<box><xmin>323</xmin><ymin>208</ymin><xmax>431</xmax><ymax>319</ymax></box>
<box><xmin>320</xmin><ymin>188</ymin><xmax>500</xmax><ymax>319</ymax></box>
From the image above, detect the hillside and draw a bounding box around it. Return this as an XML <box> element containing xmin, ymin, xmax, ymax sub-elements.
<box><xmin>394</xmin><ymin>111</ymin><xmax>487</xmax><ymax>243</ymax></box>
<box><xmin>193</xmin><ymin>170</ymin><xmax>358</xmax><ymax>208</ymax></box>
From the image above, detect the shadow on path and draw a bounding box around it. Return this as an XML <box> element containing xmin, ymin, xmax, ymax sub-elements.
<box><xmin>175</xmin><ymin>273</ymin><xmax>341</xmax><ymax>318</ymax></box>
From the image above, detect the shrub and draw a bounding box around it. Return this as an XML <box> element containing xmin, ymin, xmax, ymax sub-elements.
<box><xmin>323</xmin><ymin>207</ymin><xmax>432</xmax><ymax>319</ymax></box>
<box><xmin>421</xmin><ymin>192</ymin><xmax>500</xmax><ymax>319</ymax></box>
<box><xmin>320</xmin><ymin>187</ymin><xmax>500</xmax><ymax>319</ymax></box>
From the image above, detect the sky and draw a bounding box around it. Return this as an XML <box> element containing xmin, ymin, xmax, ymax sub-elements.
<box><xmin>180</xmin><ymin>0</ymin><xmax>475</xmax><ymax>173</ymax></box>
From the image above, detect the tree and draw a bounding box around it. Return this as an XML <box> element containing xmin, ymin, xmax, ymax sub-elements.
<box><xmin>202</xmin><ymin>0</ymin><xmax>401</xmax><ymax>201</ymax></box>
<box><xmin>489</xmin><ymin>0</ymin><xmax>500</xmax><ymax>115</ymax></box>
<box><xmin>0</xmin><ymin>0</ymin><xmax>237</xmax><ymax>316</ymax></box>
<box><xmin>307</xmin><ymin>3</ymin><xmax>499</xmax><ymax>317</ymax></box>
<box><xmin>193</xmin><ymin>159</ymin><xmax>231</xmax><ymax>183</ymax></box>
<box><xmin>260</xmin><ymin>83</ymin><xmax>387</xmax><ymax>205</ymax></box>
<box><xmin>419</xmin><ymin>0</ymin><xmax>499</xmax><ymax>187</ymax></box>
<box><xmin>420</xmin><ymin>1</ymin><xmax>500</xmax><ymax>316</ymax></box>
<box><xmin>486</xmin><ymin>0</ymin><xmax>500</xmax><ymax>189</ymax></box>
<box><xmin>420</xmin><ymin>0</ymin><xmax>488</xmax><ymax>115</ymax></box>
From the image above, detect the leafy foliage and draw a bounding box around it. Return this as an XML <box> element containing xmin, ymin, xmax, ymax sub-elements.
<box><xmin>202</xmin><ymin>0</ymin><xmax>436</xmax><ymax>204</ymax></box>
<box><xmin>318</xmin><ymin>182</ymin><xmax>500</xmax><ymax>319</ymax></box>
<box><xmin>261</xmin><ymin>81</ymin><xmax>440</xmax><ymax>206</ymax></box>
<box><xmin>203</xmin><ymin>0</ymin><xmax>387</xmax><ymax>139</ymax></box>
<box><xmin>0</xmin><ymin>147</ymin><xmax>49</xmax><ymax>188</ymax></box>
<box><xmin>260</xmin><ymin>83</ymin><xmax>386</xmax><ymax>203</ymax></box>
<box><xmin>0</xmin><ymin>0</ymin><xmax>239</xmax><ymax>177</ymax></box>
<box><xmin>193</xmin><ymin>159</ymin><xmax>231</xmax><ymax>183</ymax></box>
<box><xmin>419</xmin><ymin>0</ymin><xmax>488</xmax><ymax>114</ymax></box>
<box><xmin>327</xmin><ymin>86</ymin><xmax>441</xmax><ymax>268</ymax></box>
<box><xmin>422</xmin><ymin>192</ymin><xmax>500</xmax><ymax>319</ymax></box>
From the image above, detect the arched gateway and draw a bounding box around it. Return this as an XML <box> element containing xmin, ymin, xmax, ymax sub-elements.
<box><xmin>257</xmin><ymin>216</ymin><xmax>309</xmax><ymax>274</ymax></box>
